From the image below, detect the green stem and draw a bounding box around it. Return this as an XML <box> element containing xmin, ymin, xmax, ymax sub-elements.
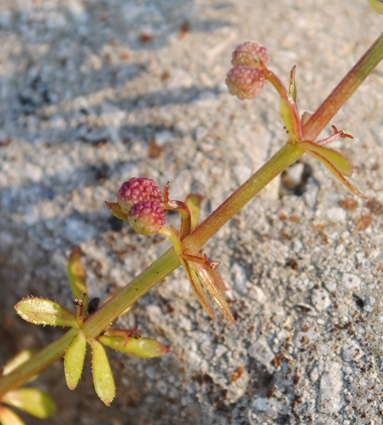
<box><xmin>0</xmin><ymin>328</ymin><xmax>77</xmax><ymax>397</ymax></box>
<box><xmin>183</xmin><ymin>143</ymin><xmax>304</xmax><ymax>253</ymax></box>
<box><xmin>81</xmin><ymin>248</ymin><xmax>180</xmax><ymax>337</ymax></box>
<box><xmin>1</xmin><ymin>32</ymin><xmax>383</xmax><ymax>400</ymax></box>
<box><xmin>303</xmin><ymin>32</ymin><xmax>383</xmax><ymax>141</ymax></box>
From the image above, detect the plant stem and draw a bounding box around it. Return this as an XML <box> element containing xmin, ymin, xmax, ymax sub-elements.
<box><xmin>303</xmin><ymin>32</ymin><xmax>383</xmax><ymax>141</ymax></box>
<box><xmin>0</xmin><ymin>328</ymin><xmax>77</xmax><ymax>397</ymax></box>
<box><xmin>183</xmin><ymin>143</ymin><xmax>304</xmax><ymax>253</ymax></box>
<box><xmin>1</xmin><ymin>32</ymin><xmax>383</xmax><ymax>400</ymax></box>
<box><xmin>82</xmin><ymin>248</ymin><xmax>180</xmax><ymax>337</ymax></box>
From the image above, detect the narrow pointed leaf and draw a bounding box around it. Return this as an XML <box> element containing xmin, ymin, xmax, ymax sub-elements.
<box><xmin>193</xmin><ymin>263</ymin><xmax>236</xmax><ymax>324</ymax></box>
<box><xmin>89</xmin><ymin>339</ymin><xmax>115</xmax><ymax>406</ymax></box>
<box><xmin>99</xmin><ymin>334</ymin><xmax>170</xmax><ymax>358</ymax></box>
<box><xmin>15</xmin><ymin>298</ymin><xmax>77</xmax><ymax>328</ymax></box>
<box><xmin>289</xmin><ymin>65</ymin><xmax>297</xmax><ymax>101</ymax></box>
<box><xmin>279</xmin><ymin>95</ymin><xmax>302</xmax><ymax>141</ymax></box>
<box><xmin>183</xmin><ymin>260</ymin><xmax>216</xmax><ymax>320</ymax></box>
<box><xmin>301</xmin><ymin>141</ymin><xmax>364</xmax><ymax>197</ymax></box>
<box><xmin>64</xmin><ymin>331</ymin><xmax>87</xmax><ymax>390</ymax></box>
<box><xmin>104</xmin><ymin>201</ymin><xmax>128</xmax><ymax>221</ymax></box>
<box><xmin>0</xmin><ymin>406</ymin><xmax>25</xmax><ymax>425</ymax></box>
<box><xmin>209</xmin><ymin>266</ymin><xmax>229</xmax><ymax>292</ymax></box>
<box><xmin>67</xmin><ymin>247</ymin><xmax>88</xmax><ymax>301</ymax></box>
<box><xmin>185</xmin><ymin>194</ymin><xmax>204</xmax><ymax>230</ymax></box>
<box><xmin>301</xmin><ymin>140</ymin><xmax>353</xmax><ymax>176</ymax></box>
<box><xmin>2</xmin><ymin>350</ymin><xmax>36</xmax><ymax>376</ymax></box>
<box><xmin>2</xmin><ymin>349</ymin><xmax>39</xmax><ymax>384</ymax></box>
<box><xmin>3</xmin><ymin>388</ymin><xmax>56</xmax><ymax>419</ymax></box>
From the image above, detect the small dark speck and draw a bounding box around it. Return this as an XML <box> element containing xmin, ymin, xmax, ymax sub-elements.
<box><xmin>109</xmin><ymin>216</ymin><xmax>123</xmax><ymax>231</ymax></box>
<box><xmin>286</xmin><ymin>258</ymin><xmax>299</xmax><ymax>270</ymax></box>
<box><xmin>353</xmin><ymin>294</ymin><xmax>364</xmax><ymax>310</ymax></box>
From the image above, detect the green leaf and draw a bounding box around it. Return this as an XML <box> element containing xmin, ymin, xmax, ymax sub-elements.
<box><xmin>15</xmin><ymin>298</ymin><xmax>77</xmax><ymax>328</ymax></box>
<box><xmin>289</xmin><ymin>65</ymin><xmax>297</xmax><ymax>101</ymax></box>
<box><xmin>300</xmin><ymin>141</ymin><xmax>364</xmax><ymax>197</ymax></box>
<box><xmin>368</xmin><ymin>0</ymin><xmax>383</xmax><ymax>14</ymax></box>
<box><xmin>0</xmin><ymin>406</ymin><xmax>25</xmax><ymax>425</ymax></box>
<box><xmin>279</xmin><ymin>95</ymin><xmax>301</xmax><ymax>141</ymax></box>
<box><xmin>185</xmin><ymin>193</ymin><xmax>204</xmax><ymax>230</ymax></box>
<box><xmin>99</xmin><ymin>333</ymin><xmax>170</xmax><ymax>358</ymax></box>
<box><xmin>89</xmin><ymin>339</ymin><xmax>116</xmax><ymax>406</ymax></box>
<box><xmin>2</xmin><ymin>350</ymin><xmax>36</xmax><ymax>376</ymax></box>
<box><xmin>2</xmin><ymin>349</ymin><xmax>39</xmax><ymax>384</ymax></box>
<box><xmin>64</xmin><ymin>331</ymin><xmax>87</xmax><ymax>390</ymax></box>
<box><xmin>67</xmin><ymin>247</ymin><xmax>88</xmax><ymax>301</ymax></box>
<box><xmin>301</xmin><ymin>140</ymin><xmax>353</xmax><ymax>176</ymax></box>
<box><xmin>2</xmin><ymin>388</ymin><xmax>56</xmax><ymax>419</ymax></box>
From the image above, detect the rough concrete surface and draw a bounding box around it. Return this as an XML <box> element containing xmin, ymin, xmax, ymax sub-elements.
<box><xmin>1</xmin><ymin>1</ymin><xmax>383</xmax><ymax>424</ymax></box>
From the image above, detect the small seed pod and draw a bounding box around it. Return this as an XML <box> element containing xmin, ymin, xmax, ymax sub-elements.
<box><xmin>128</xmin><ymin>201</ymin><xmax>166</xmax><ymax>235</ymax></box>
<box><xmin>226</xmin><ymin>66</ymin><xmax>265</xmax><ymax>100</ymax></box>
<box><xmin>231</xmin><ymin>41</ymin><xmax>269</xmax><ymax>69</ymax></box>
<box><xmin>117</xmin><ymin>177</ymin><xmax>162</xmax><ymax>214</ymax></box>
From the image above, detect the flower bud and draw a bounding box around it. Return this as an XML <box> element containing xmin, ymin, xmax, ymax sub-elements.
<box><xmin>226</xmin><ymin>66</ymin><xmax>265</xmax><ymax>100</ymax></box>
<box><xmin>231</xmin><ymin>41</ymin><xmax>269</xmax><ymax>69</ymax></box>
<box><xmin>128</xmin><ymin>201</ymin><xmax>166</xmax><ymax>235</ymax></box>
<box><xmin>117</xmin><ymin>177</ymin><xmax>162</xmax><ymax>214</ymax></box>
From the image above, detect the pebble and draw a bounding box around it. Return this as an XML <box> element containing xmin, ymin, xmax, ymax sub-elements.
<box><xmin>319</xmin><ymin>361</ymin><xmax>343</xmax><ymax>414</ymax></box>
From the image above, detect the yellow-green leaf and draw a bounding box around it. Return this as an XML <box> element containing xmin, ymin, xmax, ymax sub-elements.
<box><xmin>289</xmin><ymin>65</ymin><xmax>297</xmax><ymax>101</ymax></box>
<box><xmin>89</xmin><ymin>339</ymin><xmax>115</xmax><ymax>406</ymax></box>
<box><xmin>0</xmin><ymin>406</ymin><xmax>25</xmax><ymax>425</ymax></box>
<box><xmin>15</xmin><ymin>298</ymin><xmax>77</xmax><ymax>328</ymax></box>
<box><xmin>280</xmin><ymin>96</ymin><xmax>301</xmax><ymax>141</ymax></box>
<box><xmin>300</xmin><ymin>140</ymin><xmax>353</xmax><ymax>177</ymax></box>
<box><xmin>64</xmin><ymin>331</ymin><xmax>87</xmax><ymax>390</ymax></box>
<box><xmin>300</xmin><ymin>141</ymin><xmax>364</xmax><ymax>197</ymax></box>
<box><xmin>99</xmin><ymin>334</ymin><xmax>170</xmax><ymax>358</ymax></box>
<box><xmin>67</xmin><ymin>247</ymin><xmax>88</xmax><ymax>300</ymax></box>
<box><xmin>2</xmin><ymin>350</ymin><xmax>36</xmax><ymax>376</ymax></box>
<box><xmin>368</xmin><ymin>0</ymin><xmax>383</xmax><ymax>14</ymax></box>
<box><xmin>185</xmin><ymin>193</ymin><xmax>204</xmax><ymax>230</ymax></box>
<box><xmin>2</xmin><ymin>388</ymin><xmax>56</xmax><ymax>419</ymax></box>
<box><xmin>104</xmin><ymin>201</ymin><xmax>128</xmax><ymax>221</ymax></box>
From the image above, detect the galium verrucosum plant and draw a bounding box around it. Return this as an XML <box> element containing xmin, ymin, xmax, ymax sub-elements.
<box><xmin>1</xmin><ymin>3</ymin><xmax>383</xmax><ymax>413</ymax></box>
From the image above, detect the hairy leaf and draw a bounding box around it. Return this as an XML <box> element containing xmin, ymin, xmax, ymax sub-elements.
<box><xmin>99</xmin><ymin>334</ymin><xmax>170</xmax><ymax>358</ymax></box>
<box><xmin>64</xmin><ymin>331</ymin><xmax>87</xmax><ymax>390</ymax></box>
<box><xmin>15</xmin><ymin>298</ymin><xmax>77</xmax><ymax>328</ymax></box>
<box><xmin>90</xmin><ymin>339</ymin><xmax>116</xmax><ymax>406</ymax></box>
